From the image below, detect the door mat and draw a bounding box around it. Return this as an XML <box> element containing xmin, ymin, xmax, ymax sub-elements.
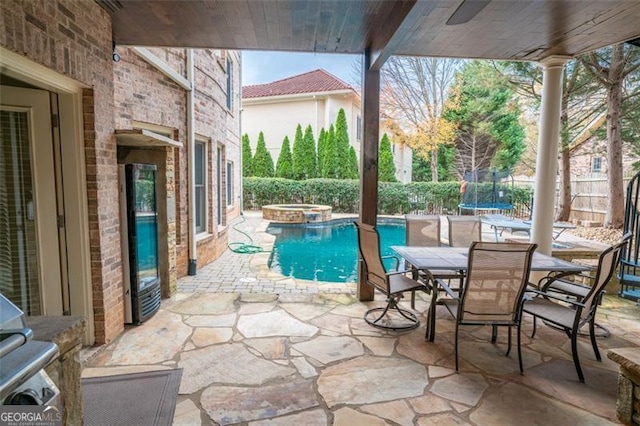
<box><xmin>82</xmin><ymin>369</ymin><xmax>182</xmax><ymax>426</ymax></box>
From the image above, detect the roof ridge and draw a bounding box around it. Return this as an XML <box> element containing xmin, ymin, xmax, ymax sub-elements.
<box><xmin>242</xmin><ymin>68</ymin><xmax>357</xmax><ymax>99</ymax></box>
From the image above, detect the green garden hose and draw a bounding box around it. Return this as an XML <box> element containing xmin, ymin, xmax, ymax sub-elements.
<box><xmin>228</xmin><ymin>214</ymin><xmax>267</xmax><ymax>254</ymax></box>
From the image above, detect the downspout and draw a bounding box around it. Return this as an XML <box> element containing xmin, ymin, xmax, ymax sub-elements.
<box><xmin>239</xmin><ymin>52</ymin><xmax>244</xmax><ymax>213</ymax></box>
<box><xmin>187</xmin><ymin>49</ymin><xmax>197</xmax><ymax>275</ymax></box>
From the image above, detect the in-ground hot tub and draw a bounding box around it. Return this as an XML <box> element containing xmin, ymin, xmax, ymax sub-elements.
<box><xmin>262</xmin><ymin>204</ymin><xmax>332</xmax><ymax>223</ymax></box>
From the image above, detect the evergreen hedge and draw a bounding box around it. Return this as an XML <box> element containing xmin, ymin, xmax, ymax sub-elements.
<box><xmin>243</xmin><ymin>178</ymin><xmax>533</xmax><ymax>216</ymax></box>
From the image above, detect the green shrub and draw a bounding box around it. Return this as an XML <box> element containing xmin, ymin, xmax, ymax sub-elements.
<box><xmin>242</xmin><ymin>178</ymin><xmax>532</xmax><ymax>215</ymax></box>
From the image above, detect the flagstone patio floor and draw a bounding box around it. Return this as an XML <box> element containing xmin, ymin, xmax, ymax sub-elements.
<box><xmin>82</xmin><ymin>213</ymin><xmax>640</xmax><ymax>425</ymax></box>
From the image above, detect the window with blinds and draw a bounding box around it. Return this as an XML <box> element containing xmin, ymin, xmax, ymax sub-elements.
<box><xmin>0</xmin><ymin>110</ymin><xmax>42</xmax><ymax>315</ymax></box>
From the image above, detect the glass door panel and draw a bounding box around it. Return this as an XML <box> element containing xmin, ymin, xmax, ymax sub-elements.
<box><xmin>0</xmin><ymin>109</ymin><xmax>42</xmax><ymax>315</ymax></box>
<box><xmin>1</xmin><ymin>85</ymin><xmax>63</xmax><ymax>315</ymax></box>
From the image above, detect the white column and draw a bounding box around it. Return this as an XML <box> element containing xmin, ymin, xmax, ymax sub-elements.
<box><xmin>530</xmin><ymin>56</ymin><xmax>571</xmax><ymax>255</ymax></box>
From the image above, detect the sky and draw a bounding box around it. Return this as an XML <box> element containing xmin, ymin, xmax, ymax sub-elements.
<box><xmin>241</xmin><ymin>51</ymin><xmax>360</xmax><ymax>87</ymax></box>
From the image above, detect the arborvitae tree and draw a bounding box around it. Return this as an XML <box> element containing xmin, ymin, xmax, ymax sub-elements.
<box><xmin>299</xmin><ymin>125</ymin><xmax>317</xmax><ymax>179</ymax></box>
<box><xmin>291</xmin><ymin>124</ymin><xmax>305</xmax><ymax>180</ymax></box>
<box><xmin>252</xmin><ymin>131</ymin><xmax>274</xmax><ymax>177</ymax></box>
<box><xmin>379</xmin><ymin>133</ymin><xmax>397</xmax><ymax>182</ymax></box>
<box><xmin>242</xmin><ymin>134</ymin><xmax>253</xmax><ymax>177</ymax></box>
<box><xmin>316</xmin><ymin>128</ymin><xmax>327</xmax><ymax>177</ymax></box>
<box><xmin>348</xmin><ymin>146</ymin><xmax>359</xmax><ymax>179</ymax></box>
<box><xmin>275</xmin><ymin>136</ymin><xmax>293</xmax><ymax>179</ymax></box>
<box><xmin>334</xmin><ymin>108</ymin><xmax>351</xmax><ymax>179</ymax></box>
<box><xmin>322</xmin><ymin>124</ymin><xmax>337</xmax><ymax>178</ymax></box>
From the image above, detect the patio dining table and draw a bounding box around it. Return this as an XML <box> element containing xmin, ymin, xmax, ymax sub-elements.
<box><xmin>390</xmin><ymin>245</ymin><xmax>591</xmax><ymax>341</ymax></box>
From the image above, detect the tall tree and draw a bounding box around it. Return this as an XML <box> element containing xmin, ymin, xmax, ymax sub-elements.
<box><xmin>275</xmin><ymin>136</ymin><xmax>293</xmax><ymax>179</ymax></box>
<box><xmin>317</xmin><ymin>128</ymin><xmax>327</xmax><ymax>177</ymax></box>
<box><xmin>242</xmin><ymin>133</ymin><xmax>253</xmax><ymax>177</ymax></box>
<box><xmin>322</xmin><ymin>125</ymin><xmax>338</xmax><ymax>178</ymax></box>
<box><xmin>252</xmin><ymin>131</ymin><xmax>274</xmax><ymax>177</ymax></box>
<box><xmin>301</xmin><ymin>125</ymin><xmax>318</xmax><ymax>179</ymax></box>
<box><xmin>497</xmin><ymin>59</ymin><xmax>604</xmax><ymax>221</ymax></box>
<box><xmin>580</xmin><ymin>43</ymin><xmax>640</xmax><ymax>227</ymax></box>
<box><xmin>291</xmin><ymin>124</ymin><xmax>305</xmax><ymax>180</ymax></box>
<box><xmin>379</xmin><ymin>133</ymin><xmax>397</xmax><ymax>182</ymax></box>
<box><xmin>381</xmin><ymin>56</ymin><xmax>462</xmax><ymax>181</ymax></box>
<box><xmin>444</xmin><ymin>61</ymin><xmax>526</xmax><ymax>178</ymax></box>
<box><xmin>334</xmin><ymin>108</ymin><xmax>351</xmax><ymax>179</ymax></box>
<box><xmin>348</xmin><ymin>146</ymin><xmax>359</xmax><ymax>179</ymax></box>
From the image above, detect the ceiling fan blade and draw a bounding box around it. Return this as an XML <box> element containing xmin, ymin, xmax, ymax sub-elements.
<box><xmin>446</xmin><ymin>0</ymin><xmax>491</xmax><ymax>25</ymax></box>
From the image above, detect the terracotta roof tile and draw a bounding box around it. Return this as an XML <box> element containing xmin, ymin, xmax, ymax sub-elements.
<box><xmin>242</xmin><ymin>69</ymin><xmax>356</xmax><ymax>99</ymax></box>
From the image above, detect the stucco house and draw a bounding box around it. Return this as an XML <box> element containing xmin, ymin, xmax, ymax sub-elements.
<box><xmin>242</xmin><ymin>69</ymin><xmax>412</xmax><ymax>182</ymax></box>
<box><xmin>1</xmin><ymin>1</ymin><xmax>241</xmax><ymax>345</ymax></box>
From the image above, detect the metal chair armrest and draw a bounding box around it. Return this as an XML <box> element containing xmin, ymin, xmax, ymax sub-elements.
<box><xmin>382</xmin><ymin>254</ymin><xmax>400</xmax><ymax>271</ymax></box>
<box><xmin>526</xmin><ymin>288</ymin><xmax>587</xmax><ymax>308</ymax></box>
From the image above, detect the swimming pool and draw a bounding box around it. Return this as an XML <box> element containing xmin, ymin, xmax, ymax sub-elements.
<box><xmin>267</xmin><ymin>219</ymin><xmax>406</xmax><ymax>283</ymax></box>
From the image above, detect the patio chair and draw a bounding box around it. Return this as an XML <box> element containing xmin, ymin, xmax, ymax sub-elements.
<box><xmin>405</xmin><ymin>214</ymin><xmax>441</xmax><ymax>247</ymax></box>
<box><xmin>447</xmin><ymin>215</ymin><xmax>482</xmax><ymax>247</ymax></box>
<box><xmin>405</xmin><ymin>214</ymin><xmax>463</xmax><ymax>301</ymax></box>
<box><xmin>354</xmin><ymin>222</ymin><xmax>432</xmax><ymax>331</ymax></box>
<box><xmin>522</xmin><ymin>235</ymin><xmax>630</xmax><ymax>382</ymax></box>
<box><xmin>437</xmin><ymin>242</ymin><xmax>537</xmax><ymax>373</ymax></box>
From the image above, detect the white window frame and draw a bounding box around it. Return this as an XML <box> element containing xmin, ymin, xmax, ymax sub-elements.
<box><xmin>592</xmin><ymin>156</ymin><xmax>602</xmax><ymax>173</ymax></box>
<box><xmin>226</xmin><ymin>160</ymin><xmax>234</xmax><ymax>207</ymax></box>
<box><xmin>226</xmin><ymin>58</ymin><xmax>233</xmax><ymax>111</ymax></box>
<box><xmin>194</xmin><ymin>138</ymin><xmax>209</xmax><ymax>235</ymax></box>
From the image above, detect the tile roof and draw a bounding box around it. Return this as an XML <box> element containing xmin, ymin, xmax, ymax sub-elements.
<box><xmin>242</xmin><ymin>69</ymin><xmax>356</xmax><ymax>99</ymax></box>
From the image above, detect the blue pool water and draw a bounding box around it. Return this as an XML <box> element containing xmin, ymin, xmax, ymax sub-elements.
<box><xmin>267</xmin><ymin>219</ymin><xmax>406</xmax><ymax>283</ymax></box>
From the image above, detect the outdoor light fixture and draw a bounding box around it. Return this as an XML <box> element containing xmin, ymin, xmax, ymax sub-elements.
<box><xmin>112</xmin><ymin>41</ymin><xmax>121</xmax><ymax>62</ymax></box>
<box><xmin>446</xmin><ymin>0</ymin><xmax>490</xmax><ymax>25</ymax></box>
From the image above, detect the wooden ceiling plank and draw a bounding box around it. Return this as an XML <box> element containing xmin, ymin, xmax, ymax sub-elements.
<box><xmin>110</xmin><ymin>1</ymin><xmax>640</xmax><ymax>60</ymax></box>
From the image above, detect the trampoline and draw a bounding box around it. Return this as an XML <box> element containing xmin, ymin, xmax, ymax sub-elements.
<box><xmin>619</xmin><ymin>170</ymin><xmax>640</xmax><ymax>302</ymax></box>
<box><xmin>459</xmin><ymin>170</ymin><xmax>514</xmax><ymax>215</ymax></box>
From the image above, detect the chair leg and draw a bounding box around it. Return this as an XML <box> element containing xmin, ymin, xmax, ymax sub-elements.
<box><xmin>365</xmin><ymin>299</ymin><xmax>420</xmax><ymax>331</ymax></box>
<box><xmin>571</xmin><ymin>329</ymin><xmax>585</xmax><ymax>383</ymax></box>
<box><xmin>530</xmin><ymin>316</ymin><xmax>537</xmax><ymax>338</ymax></box>
<box><xmin>517</xmin><ymin>321</ymin><xmax>523</xmax><ymax>374</ymax></box>
<box><xmin>425</xmin><ymin>286</ymin><xmax>438</xmax><ymax>342</ymax></box>
<box><xmin>454</xmin><ymin>322</ymin><xmax>460</xmax><ymax>372</ymax></box>
<box><xmin>505</xmin><ymin>326</ymin><xmax>512</xmax><ymax>357</ymax></box>
<box><xmin>491</xmin><ymin>325</ymin><xmax>498</xmax><ymax>344</ymax></box>
<box><xmin>411</xmin><ymin>290</ymin><xmax>416</xmax><ymax>309</ymax></box>
<box><xmin>589</xmin><ymin>318</ymin><xmax>602</xmax><ymax>362</ymax></box>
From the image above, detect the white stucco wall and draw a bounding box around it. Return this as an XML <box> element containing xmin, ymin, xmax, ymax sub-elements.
<box><xmin>392</xmin><ymin>143</ymin><xmax>413</xmax><ymax>183</ymax></box>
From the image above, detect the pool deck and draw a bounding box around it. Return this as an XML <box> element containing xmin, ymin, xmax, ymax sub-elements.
<box><xmin>176</xmin><ymin>212</ymin><xmax>358</xmax><ymax>294</ymax></box>
<box><xmin>81</xmin><ymin>212</ymin><xmax>638</xmax><ymax>425</ymax></box>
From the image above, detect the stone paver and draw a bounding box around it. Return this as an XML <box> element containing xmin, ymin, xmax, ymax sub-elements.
<box><xmin>201</xmin><ymin>381</ymin><xmax>318</xmax><ymax>425</ymax></box>
<box><xmin>318</xmin><ymin>356</ymin><xmax>428</xmax><ymax>407</ymax></box>
<box><xmin>81</xmin><ymin>212</ymin><xmax>640</xmax><ymax>425</ymax></box>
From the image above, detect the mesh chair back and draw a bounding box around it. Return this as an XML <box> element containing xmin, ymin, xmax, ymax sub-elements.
<box><xmin>354</xmin><ymin>222</ymin><xmax>389</xmax><ymax>294</ymax></box>
<box><xmin>405</xmin><ymin>214</ymin><xmax>441</xmax><ymax>247</ymax></box>
<box><xmin>580</xmin><ymin>236</ymin><xmax>630</xmax><ymax>312</ymax></box>
<box><xmin>460</xmin><ymin>242</ymin><xmax>537</xmax><ymax>323</ymax></box>
<box><xmin>447</xmin><ymin>216</ymin><xmax>482</xmax><ymax>247</ymax></box>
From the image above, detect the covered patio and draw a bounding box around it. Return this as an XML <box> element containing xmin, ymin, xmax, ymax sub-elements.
<box><xmin>85</xmin><ymin>1</ymin><xmax>640</xmax><ymax>424</ymax></box>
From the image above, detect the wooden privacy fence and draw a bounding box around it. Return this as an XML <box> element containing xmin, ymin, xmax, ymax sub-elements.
<box><xmin>513</xmin><ymin>171</ymin><xmax>634</xmax><ymax>224</ymax></box>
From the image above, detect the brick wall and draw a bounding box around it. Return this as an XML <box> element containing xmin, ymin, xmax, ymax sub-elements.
<box><xmin>571</xmin><ymin>137</ymin><xmax>639</xmax><ymax>176</ymax></box>
<box><xmin>2</xmin><ymin>1</ymin><xmax>241</xmax><ymax>344</ymax></box>
<box><xmin>114</xmin><ymin>47</ymin><xmax>241</xmax><ymax>276</ymax></box>
<box><xmin>1</xmin><ymin>0</ymin><xmax>123</xmax><ymax>344</ymax></box>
